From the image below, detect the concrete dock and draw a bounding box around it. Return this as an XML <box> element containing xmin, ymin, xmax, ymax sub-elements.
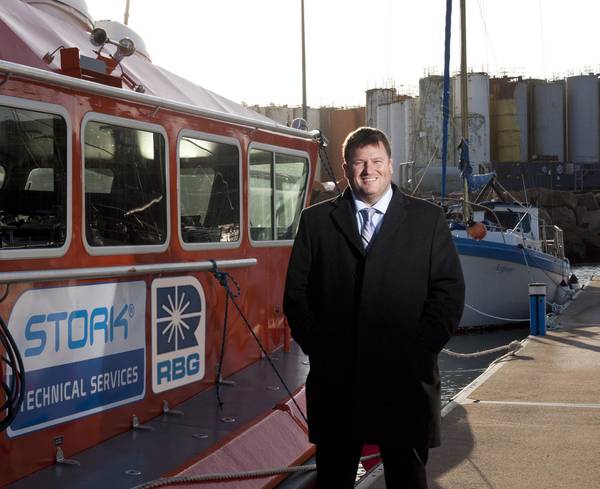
<box><xmin>358</xmin><ymin>277</ymin><xmax>600</xmax><ymax>489</ymax></box>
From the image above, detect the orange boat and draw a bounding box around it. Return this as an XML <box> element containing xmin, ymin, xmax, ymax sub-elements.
<box><xmin>0</xmin><ymin>1</ymin><xmax>320</xmax><ymax>487</ymax></box>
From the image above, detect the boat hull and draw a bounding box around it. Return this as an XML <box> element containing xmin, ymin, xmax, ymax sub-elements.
<box><xmin>455</xmin><ymin>237</ymin><xmax>569</xmax><ymax>328</ymax></box>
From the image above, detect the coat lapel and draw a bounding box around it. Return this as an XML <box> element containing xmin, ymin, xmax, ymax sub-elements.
<box><xmin>367</xmin><ymin>187</ymin><xmax>410</xmax><ymax>254</ymax></box>
<box><xmin>330</xmin><ymin>188</ymin><xmax>366</xmax><ymax>256</ymax></box>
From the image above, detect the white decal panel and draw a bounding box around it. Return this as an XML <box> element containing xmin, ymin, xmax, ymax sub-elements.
<box><xmin>7</xmin><ymin>282</ymin><xmax>146</xmax><ymax>437</ymax></box>
<box><xmin>151</xmin><ymin>276</ymin><xmax>206</xmax><ymax>393</ymax></box>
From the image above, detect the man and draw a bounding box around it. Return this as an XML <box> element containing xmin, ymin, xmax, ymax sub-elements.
<box><xmin>283</xmin><ymin>127</ymin><xmax>465</xmax><ymax>488</ymax></box>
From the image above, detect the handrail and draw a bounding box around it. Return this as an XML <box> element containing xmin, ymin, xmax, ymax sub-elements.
<box><xmin>0</xmin><ymin>258</ymin><xmax>257</xmax><ymax>285</ymax></box>
<box><xmin>538</xmin><ymin>222</ymin><xmax>565</xmax><ymax>260</ymax></box>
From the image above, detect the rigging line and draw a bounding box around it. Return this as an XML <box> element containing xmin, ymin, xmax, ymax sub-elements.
<box><xmin>538</xmin><ymin>0</ymin><xmax>546</xmax><ymax>78</ymax></box>
<box><xmin>476</xmin><ymin>0</ymin><xmax>498</xmax><ymax>70</ymax></box>
<box><xmin>411</xmin><ymin>138</ymin><xmax>441</xmax><ymax>195</ymax></box>
<box><xmin>519</xmin><ymin>245</ymin><xmax>535</xmax><ymax>284</ymax></box>
<box><xmin>215</xmin><ymin>288</ymin><xmax>231</xmax><ymax>408</ymax></box>
<box><xmin>442</xmin><ymin>196</ymin><xmax>507</xmax><ymax>243</ymax></box>
<box><xmin>228</xmin><ymin>295</ymin><xmax>307</xmax><ymax>423</ymax></box>
<box><xmin>209</xmin><ymin>263</ymin><xmax>307</xmax><ymax>423</ymax></box>
<box><xmin>412</xmin><ymin>103</ymin><xmax>473</xmax><ymax>197</ymax></box>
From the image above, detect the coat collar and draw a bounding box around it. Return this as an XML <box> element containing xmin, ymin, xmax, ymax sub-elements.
<box><xmin>330</xmin><ymin>184</ymin><xmax>409</xmax><ymax>256</ymax></box>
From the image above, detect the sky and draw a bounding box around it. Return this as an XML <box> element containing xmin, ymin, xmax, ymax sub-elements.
<box><xmin>85</xmin><ymin>0</ymin><xmax>600</xmax><ymax>108</ymax></box>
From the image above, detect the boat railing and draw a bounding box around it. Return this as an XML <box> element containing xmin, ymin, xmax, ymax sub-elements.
<box><xmin>539</xmin><ymin>221</ymin><xmax>565</xmax><ymax>260</ymax></box>
<box><xmin>0</xmin><ymin>258</ymin><xmax>257</xmax><ymax>285</ymax></box>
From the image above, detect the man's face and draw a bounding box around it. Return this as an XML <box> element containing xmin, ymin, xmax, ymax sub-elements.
<box><xmin>343</xmin><ymin>142</ymin><xmax>393</xmax><ymax>205</ymax></box>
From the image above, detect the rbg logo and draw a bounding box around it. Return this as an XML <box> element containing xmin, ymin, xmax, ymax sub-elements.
<box><xmin>156</xmin><ymin>353</ymin><xmax>200</xmax><ymax>383</ymax></box>
<box><xmin>152</xmin><ymin>277</ymin><xmax>206</xmax><ymax>393</ymax></box>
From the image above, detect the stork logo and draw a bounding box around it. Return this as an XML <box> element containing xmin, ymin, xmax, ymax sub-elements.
<box><xmin>151</xmin><ymin>277</ymin><xmax>206</xmax><ymax>393</ymax></box>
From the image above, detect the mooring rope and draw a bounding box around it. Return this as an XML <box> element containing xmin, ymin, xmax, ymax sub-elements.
<box><xmin>442</xmin><ymin>339</ymin><xmax>524</xmax><ymax>358</ymax></box>
<box><xmin>463</xmin><ymin>303</ymin><xmax>530</xmax><ymax>322</ymax></box>
<box><xmin>131</xmin><ymin>453</ymin><xmax>383</xmax><ymax>488</ymax></box>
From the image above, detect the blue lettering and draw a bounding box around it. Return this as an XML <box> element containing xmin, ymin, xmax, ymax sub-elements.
<box><xmin>157</xmin><ymin>360</ymin><xmax>171</xmax><ymax>384</ymax></box>
<box><xmin>172</xmin><ymin>357</ymin><xmax>185</xmax><ymax>380</ymax></box>
<box><xmin>24</xmin><ymin>303</ymin><xmax>131</xmax><ymax>355</ymax></box>
<box><xmin>68</xmin><ymin>310</ymin><xmax>88</xmax><ymax>349</ymax></box>
<box><xmin>186</xmin><ymin>353</ymin><xmax>200</xmax><ymax>375</ymax></box>
<box><xmin>24</xmin><ymin>315</ymin><xmax>46</xmax><ymax>357</ymax></box>
<box><xmin>47</xmin><ymin>312</ymin><xmax>67</xmax><ymax>352</ymax></box>
<box><xmin>90</xmin><ymin>307</ymin><xmax>109</xmax><ymax>345</ymax></box>
<box><xmin>110</xmin><ymin>305</ymin><xmax>128</xmax><ymax>341</ymax></box>
<box><xmin>157</xmin><ymin>354</ymin><xmax>201</xmax><ymax>385</ymax></box>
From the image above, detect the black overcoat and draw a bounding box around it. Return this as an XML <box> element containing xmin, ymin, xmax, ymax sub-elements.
<box><xmin>283</xmin><ymin>186</ymin><xmax>465</xmax><ymax>449</ymax></box>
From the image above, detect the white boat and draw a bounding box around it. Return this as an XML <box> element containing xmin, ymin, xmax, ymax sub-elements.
<box><xmin>436</xmin><ymin>0</ymin><xmax>572</xmax><ymax>329</ymax></box>
<box><xmin>448</xmin><ymin>200</ymin><xmax>571</xmax><ymax>328</ymax></box>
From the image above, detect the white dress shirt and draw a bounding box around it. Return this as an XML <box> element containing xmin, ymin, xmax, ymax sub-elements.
<box><xmin>351</xmin><ymin>185</ymin><xmax>393</xmax><ymax>237</ymax></box>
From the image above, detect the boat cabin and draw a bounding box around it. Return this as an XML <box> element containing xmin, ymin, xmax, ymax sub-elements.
<box><xmin>0</xmin><ymin>1</ymin><xmax>319</xmax><ymax>486</ymax></box>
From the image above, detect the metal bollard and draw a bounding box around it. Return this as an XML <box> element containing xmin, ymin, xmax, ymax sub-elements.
<box><xmin>529</xmin><ymin>283</ymin><xmax>547</xmax><ymax>336</ymax></box>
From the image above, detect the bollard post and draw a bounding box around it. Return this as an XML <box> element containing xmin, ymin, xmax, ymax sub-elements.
<box><xmin>529</xmin><ymin>283</ymin><xmax>547</xmax><ymax>336</ymax></box>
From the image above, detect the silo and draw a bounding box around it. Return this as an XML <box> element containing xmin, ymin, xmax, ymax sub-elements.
<box><xmin>566</xmin><ymin>75</ymin><xmax>600</xmax><ymax>163</ymax></box>
<box><xmin>376</xmin><ymin>98</ymin><xmax>417</xmax><ymax>186</ymax></box>
<box><xmin>365</xmin><ymin>88</ymin><xmax>396</xmax><ymax>127</ymax></box>
<box><xmin>376</xmin><ymin>103</ymin><xmax>392</xmax><ymax>141</ymax></box>
<box><xmin>319</xmin><ymin>107</ymin><xmax>366</xmax><ymax>182</ymax></box>
<box><xmin>531</xmin><ymin>80</ymin><xmax>565</xmax><ymax>162</ymax></box>
<box><xmin>414</xmin><ymin>75</ymin><xmax>450</xmax><ymax>167</ymax></box>
<box><xmin>490</xmin><ymin>77</ymin><xmax>529</xmax><ymax>163</ymax></box>
<box><xmin>452</xmin><ymin>72</ymin><xmax>491</xmax><ymax>168</ymax></box>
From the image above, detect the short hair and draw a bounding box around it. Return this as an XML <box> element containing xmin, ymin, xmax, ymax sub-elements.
<box><xmin>342</xmin><ymin>127</ymin><xmax>392</xmax><ymax>163</ymax></box>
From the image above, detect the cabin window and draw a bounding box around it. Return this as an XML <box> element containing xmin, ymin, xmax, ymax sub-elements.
<box><xmin>249</xmin><ymin>149</ymin><xmax>274</xmax><ymax>240</ymax></box>
<box><xmin>178</xmin><ymin>136</ymin><xmax>240</xmax><ymax>243</ymax></box>
<box><xmin>0</xmin><ymin>105</ymin><xmax>67</xmax><ymax>250</ymax></box>
<box><xmin>485</xmin><ymin>209</ymin><xmax>531</xmax><ymax>233</ymax></box>
<box><xmin>84</xmin><ymin>121</ymin><xmax>167</xmax><ymax>247</ymax></box>
<box><xmin>249</xmin><ymin>148</ymin><xmax>309</xmax><ymax>242</ymax></box>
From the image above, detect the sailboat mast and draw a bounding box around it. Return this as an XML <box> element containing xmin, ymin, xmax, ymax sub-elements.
<box><xmin>460</xmin><ymin>0</ymin><xmax>469</xmax><ymax>141</ymax></box>
<box><xmin>440</xmin><ymin>0</ymin><xmax>453</xmax><ymax>202</ymax></box>
<box><xmin>460</xmin><ymin>0</ymin><xmax>472</xmax><ymax>222</ymax></box>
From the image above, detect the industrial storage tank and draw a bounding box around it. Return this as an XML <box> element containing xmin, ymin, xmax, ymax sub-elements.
<box><xmin>452</xmin><ymin>72</ymin><xmax>491</xmax><ymax>168</ymax></box>
<box><xmin>252</xmin><ymin>105</ymin><xmax>320</xmax><ymax>132</ymax></box>
<box><xmin>319</xmin><ymin>106</ymin><xmax>366</xmax><ymax>182</ymax></box>
<box><xmin>489</xmin><ymin>77</ymin><xmax>529</xmax><ymax>163</ymax></box>
<box><xmin>532</xmin><ymin>80</ymin><xmax>565</xmax><ymax>162</ymax></box>
<box><xmin>566</xmin><ymin>74</ymin><xmax>600</xmax><ymax>163</ymax></box>
<box><xmin>414</xmin><ymin>75</ymin><xmax>450</xmax><ymax>168</ymax></box>
<box><xmin>365</xmin><ymin>88</ymin><xmax>396</xmax><ymax>127</ymax></box>
<box><xmin>376</xmin><ymin>98</ymin><xmax>417</xmax><ymax>187</ymax></box>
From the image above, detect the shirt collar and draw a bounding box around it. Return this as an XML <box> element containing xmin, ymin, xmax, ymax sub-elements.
<box><xmin>351</xmin><ymin>185</ymin><xmax>393</xmax><ymax>214</ymax></box>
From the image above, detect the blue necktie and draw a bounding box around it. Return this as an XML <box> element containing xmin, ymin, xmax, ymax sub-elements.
<box><xmin>360</xmin><ymin>208</ymin><xmax>377</xmax><ymax>250</ymax></box>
